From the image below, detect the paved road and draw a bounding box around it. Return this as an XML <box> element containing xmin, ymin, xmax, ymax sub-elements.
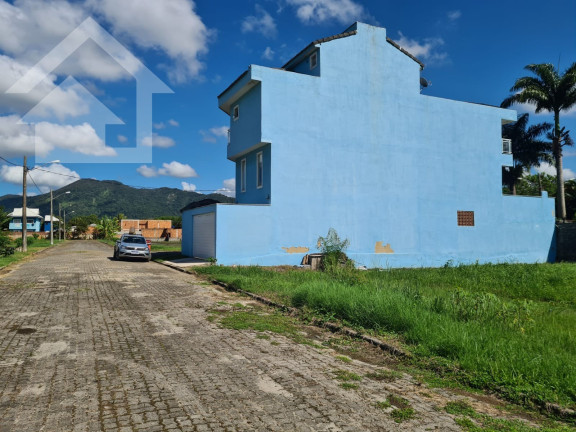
<box><xmin>0</xmin><ymin>241</ymin><xmax>465</xmax><ymax>431</ymax></box>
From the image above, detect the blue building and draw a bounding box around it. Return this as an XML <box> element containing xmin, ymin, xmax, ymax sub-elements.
<box><xmin>8</xmin><ymin>208</ymin><xmax>43</xmax><ymax>232</ymax></box>
<box><xmin>182</xmin><ymin>22</ymin><xmax>556</xmax><ymax>267</ymax></box>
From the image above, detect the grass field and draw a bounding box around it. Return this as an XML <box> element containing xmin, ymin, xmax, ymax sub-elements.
<box><xmin>0</xmin><ymin>238</ymin><xmax>62</xmax><ymax>268</ymax></box>
<box><xmin>195</xmin><ymin>263</ymin><xmax>576</xmax><ymax>411</ymax></box>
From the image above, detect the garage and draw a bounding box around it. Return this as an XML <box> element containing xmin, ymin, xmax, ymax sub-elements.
<box><xmin>193</xmin><ymin>212</ymin><xmax>216</xmax><ymax>259</ymax></box>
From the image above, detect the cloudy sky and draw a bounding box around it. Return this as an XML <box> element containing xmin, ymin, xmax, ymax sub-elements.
<box><xmin>1</xmin><ymin>0</ymin><xmax>575</xmax><ymax>198</ymax></box>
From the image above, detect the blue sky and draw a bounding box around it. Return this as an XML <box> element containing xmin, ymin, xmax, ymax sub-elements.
<box><xmin>1</xmin><ymin>0</ymin><xmax>575</xmax><ymax>198</ymax></box>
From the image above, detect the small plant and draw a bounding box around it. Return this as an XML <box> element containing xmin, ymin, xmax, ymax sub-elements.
<box><xmin>365</xmin><ymin>369</ymin><xmax>402</xmax><ymax>382</ymax></box>
<box><xmin>390</xmin><ymin>407</ymin><xmax>415</xmax><ymax>423</ymax></box>
<box><xmin>335</xmin><ymin>355</ymin><xmax>352</xmax><ymax>363</ymax></box>
<box><xmin>332</xmin><ymin>370</ymin><xmax>362</xmax><ymax>382</ymax></box>
<box><xmin>339</xmin><ymin>382</ymin><xmax>359</xmax><ymax>390</ymax></box>
<box><xmin>387</xmin><ymin>394</ymin><xmax>410</xmax><ymax>409</ymax></box>
<box><xmin>317</xmin><ymin>228</ymin><xmax>353</xmax><ymax>272</ymax></box>
<box><xmin>14</xmin><ymin>238</ymin><xmax>23</xmax><ymax>248</ymax></box>
<box><xmin>375</xmin><ymin>400</ymin><xmax>391</xmax><ymax>409</ymax></box>
<box><xmin>445</xmin><ymin>400</ymin><xmax>476</xmax><ymax>417</ymax></box>
<box><xmin>207</xmin><ymin>257</ymin><xmax>217</xmax><ymax>265</ymax></box>
<box><xmin>32</xmin><ymin>233</ymin><xmax>39</xmax><ymax>240</ymax></box>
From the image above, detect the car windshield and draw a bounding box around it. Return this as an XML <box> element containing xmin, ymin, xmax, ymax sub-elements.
<box><xmin>123</xmin><ymin>237</ymin><xmax>146</xmax><ymax>244</ymax></box>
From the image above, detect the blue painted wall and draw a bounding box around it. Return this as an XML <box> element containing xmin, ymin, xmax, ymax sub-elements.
<box><xmin>183</xmin><ymin>22</ymin><xmax>555</xmax><ymax>267</ymax></box>
<box><xmin>9</xmin><ymin>217</ymin><xmax>42</xmax><ymax>232</ymax></box>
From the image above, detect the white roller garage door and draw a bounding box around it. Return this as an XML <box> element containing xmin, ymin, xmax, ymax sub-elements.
<box><xmin>193</xmin><ymin>212</ymin><xmax>216</xmax><ymax>259</ymax></box>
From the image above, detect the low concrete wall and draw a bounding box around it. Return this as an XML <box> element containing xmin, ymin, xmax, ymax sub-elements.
<box><xmin>556</xmin><ymin>222</ymin><xmax>576</xmax><ymax>261</ymax></box>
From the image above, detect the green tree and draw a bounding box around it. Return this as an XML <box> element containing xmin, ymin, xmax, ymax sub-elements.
<box><xmin>501</xmin><ymin>62</ymin><xmax>576</xmax><ymax>219</ymax></box>
<box><xmin>502</xmin><ymin>113</ymin><xmax>551</xmax><ymax>194</ymax></box>
<box><xmin>95</xmin><ymin>216</ymin><xmax>118</xmax><ymax>240</ymax></box>
<box><xmin>0</xmin><ymin>206</ymin><xmax>10</xmax><ymax>230</ymax></box>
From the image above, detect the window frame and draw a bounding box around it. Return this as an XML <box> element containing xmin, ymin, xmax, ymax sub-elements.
<box><xmin>310</xmin><ymin>51</ymin><xmax>318</xmax><ymax>70</ymax></box>
<box><xmin>232</xmin><ymin>105</ymin><xmax>239</xmax><ymax>121</ymax></box>
<box><xmin>240</xmin><ymin>158</ymin><xmax>246</xmax><ymax>193</ymax></box>
<box><xmin>256</xmin><ymin>151</ymin><xmax>263</xmax><ymax>189</ymax></box>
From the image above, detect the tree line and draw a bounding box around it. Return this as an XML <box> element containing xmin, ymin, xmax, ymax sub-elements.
<box><xmin>501</xmin><ymin>62</ymin><xmax>576</xmax><ymax>220</ymax></box>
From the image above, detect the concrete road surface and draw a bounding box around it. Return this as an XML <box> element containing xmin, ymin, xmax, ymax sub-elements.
<box><xmin>0</xmin><ymin>241</ymin><xmax>469</xmax><ymax>431</ymax></box>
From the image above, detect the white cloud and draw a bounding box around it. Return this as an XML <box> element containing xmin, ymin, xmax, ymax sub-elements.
<box><xmin>447</xmin><ymin>10</ymin><xmax>461</xmax><ymax>21</ymax></box>
<box><xmin>0</xmin><ymin>55</ymin><xmax>91</xmax><ymax>118</ymax></box>
<box><xmin>394</xmin><ymin>32</ymin><xmax>447</xmax><ymax>63</ymax></box>
<box><xmin>262</xmin><ymin>47</ymin><xmax>275</xmax><ymax>60</ymax></box>
<box><xmin>0</xmin><ymin>163</ymin><xmax>80</xmax><ymax>193</ymax></box>
<box><xmin>141</xmin><ymin>134</ymin><xmax>175</xmax><ymax>148</ymax></box>
<box><xmin>0</xmin><ymin>115</ymin><xmax>36</xmax><ymax>157</ymax></box>
<box><xmin>200</xmin><ymin>126</ymin><xmax>229</xmax><ymax>143</ymax></box>
<box><xmin>88</xmin><ymin>0</ymin><xmax>210</xmax><ymax>83</ymax></box>
<box><xmin>117</xmin><ymin>134</ymin><xmax>128</xmax><ymax>143</ymax></box>
<box><xmin>158</xmin><ymin>161</ymin><xmax>198</xmax><ymax>178</ymax></box>
<box><xmin>137</xmin><ymin>161</ymin><xmax>197</xmax><ymax>178</ymax></box>
<box><xmin>181</xmin><ymin>181</ymin><xmax>197</xmax><ymax>192</ymax></box>
<box><xmin>154</xmin><ymin>119</ymin><xmax>179</xmax><ymax>129</ymax></box>
<box><xmin>34</xmin><ymin>121</ymin><xmax>117</xmax><ymax>156</ymax></box>
<box><xmin>0</xmin><ymin>115</ymin><xmax>116</xmax><ymax>158</ymax></box>
<box><xmin>0</xmin><ymin>1</ymin><xmax>130</xmax><ymax>82</ymax></box>
<box><xmin>535</xmin><ymin>162</ymin><xmax>576</xmax><ymax>180</ymax></box>
<box><xmin>136</xmin><ymin>165</ymin><xmax>158</xmax><ymax>178</ymax></box>
<box><xmin>286</xmin><ymin>0</ymin><xmax>367</xmax><ymax>24</ymax></box>
<box><xmin>242</xmin><ymin>5</ymin><xmax>277</xmax><ymax>38</ymax></box>
<box><xmin>215</xmin><ymin>178</ymin><xmax>236</xmax><ymax>198</ymax></box>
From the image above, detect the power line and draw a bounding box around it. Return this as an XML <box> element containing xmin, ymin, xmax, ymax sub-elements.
<box><xmin>0</xmin><ymin>156</ymin><xmax>19</xmax><ymax>166</ymax></box>
<box><xmin>27</xmin><ymin>171</ymin><xmax>43</xmax><ymax>195</ymax></box>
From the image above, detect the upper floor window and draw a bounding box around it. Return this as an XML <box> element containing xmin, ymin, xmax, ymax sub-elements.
<box><xmin>240</xmin><ymin>158</ymin><xmax>246</xmax><ymax>192</ymax></box>
<box><xmin>256</xmin><ymin>151</ymin><xmax>263</xmax><ymax>189</ymax></box>
<box><xmin>310</xmin><ymin>52</ymin><xmax>318</xmax><ymax>70</ymax></box>
<box><xmin>233</xmin><ymin>105</ymin><xmax>239</xmax><ymax>121</ymax></box>
<box><xmin>502</xmin><ymin>138</ymin><xmax>512</xmax><ymax>154</ymax></box>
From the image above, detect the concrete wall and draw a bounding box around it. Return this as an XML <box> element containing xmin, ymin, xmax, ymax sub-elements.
<box><xmin>187</xmin><ymin>22</ymin><xmax>556</xmax><ymax>267</ymax></box>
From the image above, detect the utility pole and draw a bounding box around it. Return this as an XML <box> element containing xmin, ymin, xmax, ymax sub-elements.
<box><xmin>58</xmin><ymin>203</ymin><xmax>62</xmax><ymax>241</ymax></box>
<box><xmin>50</xmin><ymin>189</ymin><xmax>54</xmax><ymax>245</ymax></box>
<box><xmin>22</xmin><ymin>156</ymin><xmax>28</xmax><ymax>252</ymax></box>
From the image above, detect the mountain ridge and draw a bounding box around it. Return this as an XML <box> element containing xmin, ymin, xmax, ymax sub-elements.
<box><xmin>0</xmin><ymin>179</ymin><xmax>234</xmax><ymax>218</ymax></box>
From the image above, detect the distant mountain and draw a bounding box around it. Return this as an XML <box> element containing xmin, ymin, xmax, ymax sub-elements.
<box><xmin>0</xmin><ymin>179</ymin><xmax>234</xmax><ymax>218</ymax></box>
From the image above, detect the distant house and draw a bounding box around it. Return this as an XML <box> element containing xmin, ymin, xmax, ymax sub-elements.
<box><xmin>8</xmin><ymin>208</ymin><xmax>43</xmax><ymax>232</ymax></box>
<box><xmin>44</xmin><ymin>215</ymin><xmax>60</xmax><ymax>233</ymax></box>
<box><xmin>182</xmin><ymin>22</ymin><xmax>555</xmax><ymax>267</ymax></box>
<box><xmin>120</xmin><ymin>219</ymin><xmax>181</xmax><ymax>240</ymax></box>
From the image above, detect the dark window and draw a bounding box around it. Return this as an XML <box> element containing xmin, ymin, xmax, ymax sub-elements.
<box><xmin>457</xmin><ymin>211</ymin><xmax>475</xmax><ymax>226</ymax></box>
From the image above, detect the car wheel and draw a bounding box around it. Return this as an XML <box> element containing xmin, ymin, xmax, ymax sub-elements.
<box><xmin>113</xmin><ymin>250</ymin><xmax>119</xmax><ymax>260</ymax></box>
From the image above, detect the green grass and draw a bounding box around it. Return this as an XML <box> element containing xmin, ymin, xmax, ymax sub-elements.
<box><xmin>0</xmin><ymin>238</ymin><xmax>62</xmax><ymax>268</ymax></box>
<box><xmin>445</xmin><ymin>400</ymin><xmax>477</xmax><ymax>417</ymax></box>
<box><xmin>332</xmin><ymin>370</ymin><xmax>362</xmax><ymax>381</ymax></box>
<box><xmin>390</xmin><ymin>407</ymin><xmax>415</xmax><ymax>423</ymax></box>
<box><xmin>194</xmin><ymin>263</ymin><xmax>576</xmax><ymax>410</ymax></box>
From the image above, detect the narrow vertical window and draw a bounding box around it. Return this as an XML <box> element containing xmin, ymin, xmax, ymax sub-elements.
<box><xmin>233</xmin><ymin>105</ymin><xmax>239</xmax><ymax>121</ymax></box>
<box><xmin>240</xmin><ymin>158</ymin><xmax>246</xmax><ymax>192</ymax></box>
<box><xmin>256</xmin><ymin>152</ymin><xmax>263</xmax><ymax>189</ymax></box>
<box><xmin>310</xmin><ymin>52</ymin><xmax>318</xmax><ymax>69</ymax></box>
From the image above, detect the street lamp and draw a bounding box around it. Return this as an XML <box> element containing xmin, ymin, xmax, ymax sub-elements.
<box><xmin>50</xmin><ymin>190</ymin><xmax>70</xmax><ymax>245</ymax></box>
<box><xmin>21</xmin><ymin>157</ymin><xmax>59</xmax><ymax>252</ymax></box>
<box><xmin>63</xmin><ymin>210</ymin><xmax>74</xmax><ymax>240</ymax></box>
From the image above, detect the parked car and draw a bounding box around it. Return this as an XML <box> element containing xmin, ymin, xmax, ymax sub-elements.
<box><xmin>114</xmin><ymin>235</ymin><xmax>151</xmax><ymax>261</ymax></box>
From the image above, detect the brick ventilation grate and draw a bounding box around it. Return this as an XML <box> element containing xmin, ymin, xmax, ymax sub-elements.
<box><xmin>457</xmin><ymin>211</ymin><xmax>475</xmax><ymax>226</ymax></box>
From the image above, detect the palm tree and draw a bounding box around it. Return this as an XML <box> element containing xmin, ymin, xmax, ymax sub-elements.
<box><xmin>502</xmin><ymin>113</ymin><xmax>551</xmax><ymax>194</ymax></box>
<box><xmin>501</xmin><ymin>63</ymin><xmax>576</xmax><ymax>219</ymax></box>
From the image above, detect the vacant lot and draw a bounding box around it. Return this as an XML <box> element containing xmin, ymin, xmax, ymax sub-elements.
<box><xmin>195</xmin><ymin>263</ymin><xmax>576</xmax><ymax>410</ymax></box>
